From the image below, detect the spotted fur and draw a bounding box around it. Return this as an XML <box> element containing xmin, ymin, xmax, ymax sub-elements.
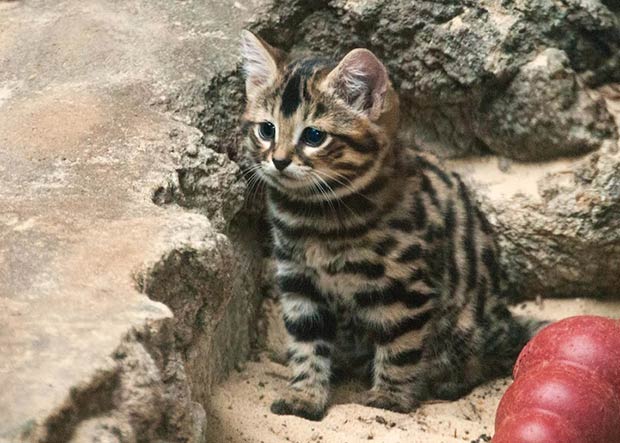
<box><xmin>239</xmin><ymin>31</ymin><xmax>538</xmax><ymax>420</ymax></box>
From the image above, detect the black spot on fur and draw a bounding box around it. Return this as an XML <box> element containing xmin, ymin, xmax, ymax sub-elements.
<box><xmin>314</xmin><ymin>102</ymin><xmax>327</xmax><ymax>117</ymax></box>
<box><xmin>444</xmin><ymin>201</ymin><xmax>460</xmax><ymax>291</ymax></box>
<box><xmin>420</xmin><ymin>173</ymin><xmax>441</xmax><ymax>208</ymax></box>
<box><xmin>367</xmin><ymin>310</ymin><xmax>434</xmax><ymax>345</ymax></box>
<box><xmin>388</xmin><ymin>218</ymin><xmax>414</xmax><ymax>232</ymax></box>
<box><xmin>278</xmin><ymin>273</ymin><xmax>327</xmax><ymax>305</ymax></box>
<box><xmin>284</xmin><ymin>306</ymin><xmax>337</xmax><ymax>342</ymax></box>
<box><xmin>374</xmin><ymin>237</ymin><xmax>398</xmax><ymax>256</ymax></box>
<box><xmin>475</xmin><ymin>277</ymin><xmax>488</xmax><ymax>322</ymax></box>
<box><xmin>482</xmin><ymin>247</ymin><xmax>500</xmax><ymax>294</ymax></box>
<box><xmin>388</xmin><ymin>348</ymin><xmax>423</xmax><ymax>366</ymax></box>
<box><xmin>333</xmin><ymin>133</ymin><xmax>378</xmax><ymax>153</ymax></box>
<box><xmin>291</xmin><ymin>371</ymin><xmax>310</xmax><ymax>384</ymax></box>
<box><xmin>274</xmin><ymin>245</ymin><xmax>294</xmax><ymax>261</ymax></box>
<box><xmin>292</xmin><ymin>355</ymin><xmax>309</xmax><ymax>365</ymax></box>
<box><xmin>458</xmin><ymin>180</ymin><xmax>478</xmax><ymax>291</ymax></box>
<box><xmin>398</xmin><ymin>244</ymin><xmax>422</xmax><ymax>262</ymax></box>
<box><xmin>412</xmin><ymin>194</ymin><xmax>427</xmax><ymax>230</ymax></box>
<box><xmin>315</xmin><ymin>344</ymin><xmax>331</xmax><ymax>357</ymax></box>
<box><xmin>417</xmin><ymin>156</ymin><xmax>453</xmax><ymax>188</ymax></box>
<box><xmin>340</xmin><ymin>261</ymin><xmax>386</xmax><ymax>279</ymax></box>
<box><xmin>355</xmin><ymin>281</ymin><xmax>432</xmax><ymax>309</ymax></box>
<box><xmin>281</xmin><ymin>72</ymin><xmax>303</xmax><ymax>117</ymax></box>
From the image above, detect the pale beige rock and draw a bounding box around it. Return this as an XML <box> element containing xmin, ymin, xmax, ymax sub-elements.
<box><xmin>0</xmin><ymin>0</ymin><xmax>265</xmax><ymax>441</ymax></box>
<box><xmin>449</xmin><ymin>85</ymin><xmax>620</xmax><ymax>298</ymax></box>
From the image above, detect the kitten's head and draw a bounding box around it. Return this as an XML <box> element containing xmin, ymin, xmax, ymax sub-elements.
<box><xmin>240</xmin><ymin>31</ymin><xmax>399</xmax><ymax>199</ymax></box>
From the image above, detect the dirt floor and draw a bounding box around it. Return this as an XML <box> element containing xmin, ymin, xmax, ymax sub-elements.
<box><xmin>206</xmin><ymin>297</ymin><xmax>620</xmax><ymax>443</ymax></box>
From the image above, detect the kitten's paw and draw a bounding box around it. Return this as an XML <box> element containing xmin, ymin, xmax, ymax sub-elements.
<box><xmin>270</xmin><ymin>391</ymin><xmax>326</xmax><ymax>421</ymax></box>
<box><xmin>433</xmin><ymin>381</ymin><xmax>472</xmax><ymax>401</ymax></box>
<box><xmin>360</xmin><ymin>390</ymin><xmax>418</xmax><ymax>413</ymax></box>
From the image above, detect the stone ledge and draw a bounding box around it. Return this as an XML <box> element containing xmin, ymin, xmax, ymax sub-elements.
<box><xmin>0</xmin><ymin>1</ymin><xmax>265</xmax><ymax>441</ymax></box>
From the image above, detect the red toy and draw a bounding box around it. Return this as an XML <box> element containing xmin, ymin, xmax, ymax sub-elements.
<box><xmin>493</xmin><ymin>315</ymin><xmax>620</xmax><ymax>443</ymax></box>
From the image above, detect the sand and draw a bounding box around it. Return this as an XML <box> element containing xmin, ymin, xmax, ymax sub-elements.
<box><xmin>206</xmin><ymin>297</ymin><xmax>620</xmax><ymax>443</ymax></box>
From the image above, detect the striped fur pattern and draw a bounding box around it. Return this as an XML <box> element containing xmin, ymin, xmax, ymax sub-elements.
<box><xmin>240</xmin><ymin>31</ymin><xmax>536</xmax><ymax>420</ymax></box>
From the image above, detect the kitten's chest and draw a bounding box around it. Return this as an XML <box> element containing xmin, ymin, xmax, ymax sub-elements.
<box><xmin>303</xmin><ymin>239</ymin><xmax>339</xmax><ymax>270</ymax></box>
<box><xmin>303</xmin><ymin>239</ymin><xmax>376</xmax><ymax>300</ymax></box>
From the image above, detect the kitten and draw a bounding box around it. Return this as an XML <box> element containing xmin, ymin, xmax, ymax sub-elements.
<box><xmin>239</xmin><ymin>30</ymin><xmax>538</xmax><ymax>421</ymax></box>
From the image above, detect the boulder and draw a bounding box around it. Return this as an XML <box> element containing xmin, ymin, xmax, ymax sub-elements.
<box><xmin>450</xmin><ymin>102</ymin><xmax>620</xmax><ymax>297</ymax></box>
<box><xmin>0</xmin><ymin>0</ymin><xmax>267</xmax><ymax>441</ymax></box>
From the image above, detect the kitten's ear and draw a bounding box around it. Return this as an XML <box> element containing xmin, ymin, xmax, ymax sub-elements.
<box><xmin>240</xmin><ymin>30</ymin><xmax>283</xmax><ymax>98</ymax></box>
<box><xmin>325</xmin><ymin>48</ymin><xmax>389</xmax><ymax>120</ymax></box>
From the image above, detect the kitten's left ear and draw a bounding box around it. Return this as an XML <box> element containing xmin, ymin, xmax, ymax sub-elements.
<box><xmin>324</xmin><ymin>48</ymin><xmax>389</xmax><ymax>120</ymax></box>
<box><xmin>240</xmin><ymin>30</ymin><xmax>284</xmax><ymax>98</ymax></box>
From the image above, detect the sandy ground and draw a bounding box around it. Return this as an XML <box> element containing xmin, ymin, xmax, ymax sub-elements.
<box><xmin>206</xmin><ymin>297</ymin><xmax>620</xmax><ymax>443</ymax></box>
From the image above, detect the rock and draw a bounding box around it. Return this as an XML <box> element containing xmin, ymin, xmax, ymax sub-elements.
<box><xmin>475</xmin><ymin>48</ymin><xmax>616</xmax><ymax>161</ymax></box>
<box><xmin>450</xmin><ymin>122</ymin><xmax>620</xmax><ymax>298</ymax></box>
<box><xmin>152</xmin><ymin>133</ymin><xmax>246</xmax><ymax>233</ymax></box>
<box><xmin>197</xmin><ymin>69</ymin><xmax>247</xmax><ymax>161</ymax></box>
<box><xmin>0</xmin><ymin>0</ymin><xmax>267</xmax><ymax>441</ymax></box>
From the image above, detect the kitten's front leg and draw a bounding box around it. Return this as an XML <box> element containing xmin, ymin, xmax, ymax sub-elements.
<box><xmin>357</xmin><ymin>282</ymin><xmax>436</xmax><ymax>413</ymax></box>
<box><xmin>363</xmin><ymin>337</ymin><xmax>427</xmax><ymax>413</ymax></box>
<box><xmin>270</xmin><ymin>270</ymin><xmax>336</xmax><ymax>421</ymax></box>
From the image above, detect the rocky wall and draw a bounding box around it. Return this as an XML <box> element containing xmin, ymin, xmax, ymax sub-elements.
<box><xmin>0</xmin><ymin>1</ymin><xmax>268</xmax><ymax>441</ymax></box>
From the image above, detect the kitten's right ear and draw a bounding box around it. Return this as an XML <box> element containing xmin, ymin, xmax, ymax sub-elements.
<box><xmin>324</xmin><ymin>48</ymin><xmax>389</xmax><ymax>121</ymax></box>
<box><xmin>240</xmin><ymin>30</ymin><xmax>283</xmax><ymax>98</ymax></box>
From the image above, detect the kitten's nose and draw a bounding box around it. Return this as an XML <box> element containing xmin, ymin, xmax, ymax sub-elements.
<box><xmin>272</xmin><ymin>157</ymin><xmax>292</xmax><ymax>171</ymax></box>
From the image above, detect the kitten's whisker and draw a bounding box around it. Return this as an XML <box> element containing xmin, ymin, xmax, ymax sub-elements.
<box><xmin>313</xmin><ymin>169</ymin><xmax>377</xmax><ymax>205</ymax></box>
<box><xmin>243</xmin><ymin>168</ymin><xmax>266</xmax><ymax>208</ymax></box>
<box><xmin>251</xmin><ymin>174</ymin><xmax>267</xmax><ymax>203</ymax></box>
<box><xmin>311</xmin><ymin>171</ymin><xmax>359</xmax><ymax>224</ymax></box>
<box><xmin>310</xmin><ymin>173</ymin><xmax>341</xmax><ymax>221</ymax></box>
<box><xmin>309</xmin><ymin>173</ymin><xmax>338</xmax><ymax>218</ymax></box>
<box><xmin>311</xmin><ymin>170</ymin><xmax>367</xmax><ymax>220</ymax></box>
<box><xmin>241</xmin><ymin>163</ymin><xmax>263</xmax><ymax>178</ymax></box>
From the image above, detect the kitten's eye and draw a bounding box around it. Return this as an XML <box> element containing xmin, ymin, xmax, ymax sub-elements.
<box><xmin>301</xmin><ymin>127</ymin><xmax>327</xmax><ymax>147</ymax></box>
<box><xmin>258</xmin><ymin>122</ymin><xmax>276</xmax><ymax>141</ymax></box>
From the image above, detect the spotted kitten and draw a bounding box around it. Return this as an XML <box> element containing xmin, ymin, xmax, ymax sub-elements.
<box><xmin>239</xmin><ymin>31</ymin><xmax>538</xmax><ymax>421</ymax></box>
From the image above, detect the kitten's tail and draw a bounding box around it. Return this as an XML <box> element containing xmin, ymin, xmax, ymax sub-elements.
<box><xmin>482</xmin><ymin>308</ymin><xmax>549</xmax><ymax>377</ymax></box>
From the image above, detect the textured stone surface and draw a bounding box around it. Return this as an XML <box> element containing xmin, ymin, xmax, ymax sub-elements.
<box><xmin>474</xmin><ymin>48</ymin><xmax>615</xmax><ymax>160</ymax></box>
<box><xmin>450</xmin><ymin>87</ymin><xmax>620</xmax><ymax>297</ymax></box>
<box><xmin>0</xmin><ymin>0</ymin><xmax>265</xmax><ymax>441</ymax></box>
<box><xmin>153</xmin><ymin>138</ymin><xmax>247</xmax><ymax>232</ymax></box>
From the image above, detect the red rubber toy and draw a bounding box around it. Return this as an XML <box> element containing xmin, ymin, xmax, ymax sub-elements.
<box><xmin>493</xmin><ymin>315</ymin><xmax>620</xmax><ymax>443</ymax></box>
